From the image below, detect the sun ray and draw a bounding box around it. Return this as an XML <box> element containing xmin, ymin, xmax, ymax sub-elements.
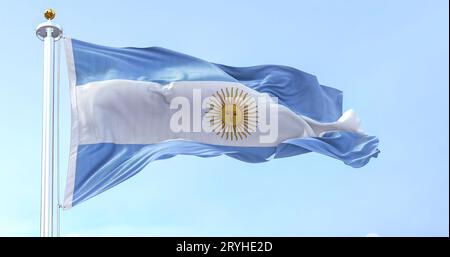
<box><xmin>209</xmin><ymin>98</ymin><xmax>222</xmax><ymax>108</ymax></box>
<box><xmin>220</xmin><ymin>89</ymin><xmax>226</xmax><ymax>102</ymax></box>
<box><xmin>215</xmin><ymin>92</ymin><xmax>225</xmax><ymax>105</ymax></box>
<box><xmin>240</xmin><ymin>98</ymin><xmax>253</xmax><ymax>108</ymax></box>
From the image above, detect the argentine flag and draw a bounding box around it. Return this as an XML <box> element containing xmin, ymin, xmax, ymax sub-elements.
<box><xmin>63</xmin><ymin>38</ymin><xmax>379</xmax><ymax>209</ymax></box>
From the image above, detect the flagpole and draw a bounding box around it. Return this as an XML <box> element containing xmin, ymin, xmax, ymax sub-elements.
<box><xmin>36</xmin><ymin>9</ymin><xmax>62</xmax><ymax>237</ymax></box>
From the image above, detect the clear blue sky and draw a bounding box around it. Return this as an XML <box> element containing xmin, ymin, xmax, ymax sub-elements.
<box><xmin>0</xmin><ymin>0</ymin><xmax>448</xmax><ymax>236</ymax></box>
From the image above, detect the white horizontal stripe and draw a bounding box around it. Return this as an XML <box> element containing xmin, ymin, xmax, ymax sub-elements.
<box><xmin>75</xmin><ymin>79</ymin><xmax>360</xmax><ymax>147</ymax></box>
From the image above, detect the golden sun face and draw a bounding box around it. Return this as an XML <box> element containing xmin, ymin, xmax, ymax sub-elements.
<box><xmin>205</xmin><ymin>87</ymin><xmax>258</xmax><ymax>141</ymax></box>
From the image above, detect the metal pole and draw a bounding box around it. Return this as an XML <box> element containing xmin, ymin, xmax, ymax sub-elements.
<box><xmin>36</xmin><ymin>9</ymin><xmax>62</xmax><ymax>237</ymax></box>
<box><xmin>55</xmin><ymin>36</ymin><xmax>61</xmax><ymax>238</ymax></box>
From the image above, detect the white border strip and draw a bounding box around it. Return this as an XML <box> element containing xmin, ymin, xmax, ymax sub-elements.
<box><xmin>62</xmin><ymin>38</ymin><xmax>78</xmax><ymax>210</ymax></box>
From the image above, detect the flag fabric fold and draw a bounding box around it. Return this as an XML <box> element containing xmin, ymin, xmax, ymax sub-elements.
<box><xmin>63</xmin><ymin>38</ymin><xmax>379</xmax><ymax>209</ymax></box>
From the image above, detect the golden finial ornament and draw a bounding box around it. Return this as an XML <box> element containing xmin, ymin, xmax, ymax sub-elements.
<box><xmin>36</xmin><ymin>8</ymin><xmax>62</xmax><ymax>41</ymax></box>
<box><xmin>44</xmin><ymin>9</ymin><xmax>56</xmax><ymax>20</ymax></box>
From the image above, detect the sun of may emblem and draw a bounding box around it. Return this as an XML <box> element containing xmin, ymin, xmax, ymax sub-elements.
<box><xmin>205</xmin><ymin>87</ymin><xmax>258</xmax><ymax>141</ymax></box>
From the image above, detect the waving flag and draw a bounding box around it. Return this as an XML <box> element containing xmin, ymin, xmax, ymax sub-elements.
<box><xmin>63</xmin><ymin>38</ymin><xmax>379</xmax><ymax>209</ymax></box>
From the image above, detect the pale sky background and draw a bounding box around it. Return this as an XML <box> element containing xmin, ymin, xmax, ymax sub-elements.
<box><xmin>0</xmin><ymin>0</ymin><xmax>448</xmax><ymax>236</ymax></box>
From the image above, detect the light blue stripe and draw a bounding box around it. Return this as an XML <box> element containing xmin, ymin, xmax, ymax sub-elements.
<box><xmin>71</xmin><ymin>38</ymin><xmax>236</xmax><ymax>85</ymax></box>
<box><xmin>71</xmin><ymin>132</ymin><xmax>379</xmax><ymax>207</ymax></box>
<box><xmin>215</xmin><ymin>64</ymin><xmax>343</xmax><ymax>122</ymax></box>
<box><xmin>71</xmin><ymin>38</ymin><xmax>343</xmax><ymax>122</ymax></box>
